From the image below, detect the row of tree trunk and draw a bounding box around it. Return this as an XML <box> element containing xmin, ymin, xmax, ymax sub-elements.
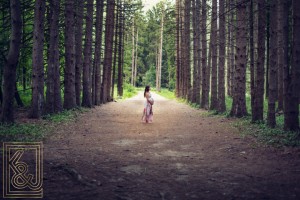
<box><xmin>1</xmin><ymin>0</ymin><xmax>126</xmax><ymax>123</ymax></box>
<box><xmin>175</xmin><ymin>0</ymin><xmax>300</xmax><ymax>131</ymax></box>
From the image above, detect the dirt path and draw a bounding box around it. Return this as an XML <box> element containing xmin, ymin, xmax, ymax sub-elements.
<box><xmin>43</xmin><ymin>92</ymin><xmax>300</xmax><ymax>200</ymax></box>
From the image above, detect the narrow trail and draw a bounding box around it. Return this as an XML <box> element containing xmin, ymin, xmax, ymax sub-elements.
<box><xmin>43</xmin><ymin>92</ymin><xmax>300</xmax><ymax>200</ymax></box>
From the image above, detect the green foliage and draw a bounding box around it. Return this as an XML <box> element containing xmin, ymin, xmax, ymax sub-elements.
<box><xmin>153</xmin><ymin>88</ymin><xmax>175</xmax><ymax>99</ymax></box>
<box><xmin>43</xmin><ymin>108</ymin><xmax>88</xmax><ymax>122</ymax></box>
<box><xmin>17</xmin><ymin>88</ymin><xmax>32</xmax><ymax>107</ymax></box>
<box><xmin>233</xmin><ymin>119</ymin><xmax>300</xmax><ymax>147</ymax></box>
<box><xmin>0</xmin><ymin>108</ymin><xmax>88</xmax><ymax>142</ymax></box>
<box><xmin>0</xmin><ymin>123</ymin><xmax>45</xmax><ymax>142</ymax></box>
<box><xmin>143</xmin><ymin>65</ymin><xmax>156</xmax><ymax>87</ymax></box>
<box><xmin>114</xmin><ymin>83</ymin><xmax>138</xmax><ymax>99</ymax></box>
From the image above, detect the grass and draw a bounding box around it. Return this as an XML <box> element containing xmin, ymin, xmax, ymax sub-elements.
<box><xmin>152</xmin><ymin>88</ymin><xmax>176</xmax><ymax>99</ymax></box>
<box><xmin>0</xmin><ymin>107</ymin><xmax>89</xmax><ymax>142</ymax></box>
<box><xmin>114</xmin><ymin>84</ymin><xmax>138</xmax><ymax>100</ymax></box>
<box><xmin>233</xmin><ymin>118</ymin><xmax>300</xmax><ymax>147</ymax></box>
<box><xmin>0</xmin><ymin>123</ymin><xmax>45</xmax><ymax>142</ymax></box>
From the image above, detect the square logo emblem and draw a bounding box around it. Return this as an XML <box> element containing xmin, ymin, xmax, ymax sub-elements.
<box><xmin>3</xmin><ymin>142</ymin><xmax>43</xmax><ymax>198</ymax></box>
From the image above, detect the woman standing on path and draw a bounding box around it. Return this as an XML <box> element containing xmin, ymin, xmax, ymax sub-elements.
<box><xmin>142</xmin><ymin>86</ymin><xmax>154</xmax><ymax>123</ymax></box>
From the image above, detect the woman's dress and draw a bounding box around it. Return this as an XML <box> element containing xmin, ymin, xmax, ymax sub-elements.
<box><xmin>142</xmin><ymin>93</ymin><xmax>153</xmax><ymax>123</ymax></box>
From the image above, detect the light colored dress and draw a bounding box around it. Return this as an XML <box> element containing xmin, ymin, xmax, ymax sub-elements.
<box><xmin>142</xmin><ymin>92</ymin><xmax>153</xmax><ymax>123</ymax></box>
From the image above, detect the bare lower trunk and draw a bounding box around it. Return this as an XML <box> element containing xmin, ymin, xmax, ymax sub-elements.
<box><xmin>1</xmin><ymin>0</ymin><xmax>22</xmax><ymax>123</ymax></box>
<box><xmin>75</xmin><ymin>0</ymin><xmax>84</xmax><ymax>106</ymax></box>
<box><xmin>218</xmin><ymin>0</ymin><xmax>226</xmax><ymax>112</ymax></box>
<box><xmin>82</xmin><ymin>0</ymin><xmax>93</xmax><ymax>107</ymax></box>
<box><xmin>31</xmin><ymin>0</ymin><xmax>46</xmax><ymax>118</ymax></box>
<box><xmin>64</xmin><ymin>0</ymin><xmax>76</xmax><ymax>109</ymax></box>
<box><xmin>46</xmin><ymin>0</ymin><xmax>62</xmax><ymax>114</ymax></box>
<box><xmin>230</xmin><ymin>0</ymin><xmax>247</xmax><ymax>117</ymax></box>
<box><xmin>101</xmin><ymin>0</ymin><xmax>115</xmax><ymax>103</ymax></box>
<box><xmin>267</xmin><ymin>0</ymin><xmax>278</xmax><ymax>127</ymax></box>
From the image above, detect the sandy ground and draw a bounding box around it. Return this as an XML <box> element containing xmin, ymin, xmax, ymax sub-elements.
<box><xmin>6</xmin><ymin>92</ymin><xmax>300</xmax><ymax>199</ymax></box>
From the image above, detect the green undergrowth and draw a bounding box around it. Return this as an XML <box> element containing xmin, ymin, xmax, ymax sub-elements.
<box><xmin>199</xmin><ymin>96</ymin><xmax>299</xmax><ymax>147</ymax></box>
<box><xmin>153</xmin><ymin>88</ymin><xmax>175</xmax><ymax>99</ymax></box>
<box><xmin>0</xmin><ymin>108</ymin><xmax>88</xmax><ymax>142</ymax></box>
<box><xmin>233</xmin><ymin>118</ymin><xmax>300</xmax><ymax>147</ymax></box>
<box><xmin>115</xmin><ymin>84</ymin><xmax>138</xmax><ymax>100</ymax></box>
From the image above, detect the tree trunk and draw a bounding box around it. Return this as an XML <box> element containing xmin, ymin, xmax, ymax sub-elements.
<box><xmin>75</xmin><ymin>0</ymin><xmax>84</xmax><ymax>106</ymax></box>
<box><xmin>31</xmin><ymin>0</ymin><xmax>46</xmax><ymax>118</ymax></box>
<box><xmin>81</xmin><ymin>0</ymin><xmax>93</xmax><ymax>107</ymax></box>
<box><xmin>267</xmin><ymin>0</ymin><xmax>278</xmax><ymax>127</ymax></box>
<box><xmin>1</xmin><ymin>0</ymin><xmax>22</xmax><ymax>123</ymax></box>
<box><xmin>101</xmin><ymin>0</ymin><xmax>115</xmax><ymax>103</ymax></box>
<box><xmin>230</xmin><ymin>4</ymin><xmax>235</xmax><ymax>99</ymax></box>
<box><xmin>112</xmin><ymin>1</ymin><xmax>120</xmax><ymax>98</ymax></box>
<box><xmin>131</xmin><ymin>21</ymin><xmax>135</xmax><ymax>86</ymax></box>
<box><xmin>265</xmin><ymin>3</ymin><xmax>270</xmax><ymax>98</ymax></box>
<box><xmin>201</xmin><ymin>0</ymin><xmax>208</xmax><ymax>109</ymax></box>
<box><xmin>64</xmin><ymin>0</ymin><xmax>76</xmax><ymax>109</ymax></box>
<box><xmin>175</xmin><ymin>0</ymin><xmax>181</xmax><ymax>97</ymax></box>
<box><xmin>117</xmin><ymin>0</ymin><xmax>124</xmax><ymax>97</ymax></box>
<box><xmin>210</xmin><ymin>0</ymin><xmax>218</xmax><ymax>110</ymax></box>
<box><xmin>252</xmin><ymin>0</ymin><xmax>266</xmax><ymax>122</ymax></box>
<box><xmin>183</xmin><ymin>0</ymin><xmax>191</xmax><ymax>100</ymax></box>
<box><xmin>192</xmin><ymin>0</ymin><xmax>200</xmax><ymax>104</ymax></box>
<box><xmin>93</xmin><ymin>0</ymin><xmax>104</xmax><ymax>105</ymax></box>
<box><xmin>134</xmin><ymin>30</ymin><xmax>139</xmax><ymax>87</ymax></box>
<box><xmin>218</xmin><ymin>0</ymin><xmax>226</xmax><ymax>112</ymax></box>
<box><xmin>226</xmin><ymin>0</ymin><xmax>232</xmax><ymax>97</ymax></box>
<box><xmin>157</xmin><ymin>7</ymin><xmax>164</xmax><ymax>92</ymax></box>
<box><xmin>46</xmin><ymin>0</ymin><xmax>62</xmax><ymax>114</ymax></box>
<box><xmin>284</xmin><ymin>0</ymin><xmax>300</xmax><ymax>131</ymax></box>
<box><xmin>230</xmin><ymin>0</ymin><xmax>248</xmax><ymax>117</ymax></box>
<box><xmin>277</xmin><ymin>0</ymin><xmax>284</xmax><ymax>111</ymax></box>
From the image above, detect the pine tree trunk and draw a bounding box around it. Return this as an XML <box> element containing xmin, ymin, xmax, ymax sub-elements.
<box><xmin>253</xmin><ymin>0</ymin><xmax>266</xmax><ymax>122</ymax></box>
<box><xmin>101</xmin><ymin>0</ymin><xmax>115</xmax><ymax>103</ymax></box>
<box><xmin>201</xmin><ymin>0</ymin><xmax>208</xmax><ymax>109</ymax></box>
<box><xmin>134</xmin><ymin>30</ymin><xmax>139</xmax><ymax>87</ymax></box>
<box><xmin>183</xmin><ymin>0</ymin><xmax>191</xmax><ymax>100</ymax></box>
<box><xmin>93</xmin><ymin>0</ymin><xmax>104</xmax><ymax>105</ymax></box>
<box><xmin>230</xmin><ymin>0</ymin><xmax>247</xmax><ymax>117</ymax></box>
<box><xmin>131</xmin><ymin>22</ymin><xmax>135</xmax><ymax>86</ymax></box>
<box><xmin>157</xmin><ymin>7</ymin><xmax>164</xmax><ymax>92</ymax></box>
<box><xmin>75</xmin><ymin>0</ymin><xmax>84</xmax><ymax>106</ymax></box>
<box><xmin>192</xmin><ymin>0</ymin><xmax>200</xmax><ymax>104</ymax></box>
<box><xmin>31</xmin><ymin>0</ymin><xmax>46</xmax><ymax>118</ymax></box>
<box><xmin>117</xmin><ymin>1</ymin><xmax>124</xmax><ymax>97</ymax></box>
<box><xmin>1</xmin><ymin>0</ymin><xmax>22</xmax><ymax>123</ymax></box>
<box><xmin>230</xmin><ymin>5</ymin><xmax>235</xmax><ymax>99</ymax></box>
<box><xmin>175</xmin><ymin>0</ymin><xmax>181</xmax><ymax>97</ymax></box>
<box><xmin>46</xmin><ymin>0</ymin><xmax>62</xmax><ymax>114</ymax></box>
<box><xmin>112</xmin><ymin>2</ymin><xmax>120</xmax><ymax>98</ymax></box>
<box><xmin>277</xmin><ymin>0</ymin><xmax>284</xmax><ymax>111</ymax></box>
<box><xmin>218</xmin><ymin>0</ymin><xmax>226</xmax><ymax>112</ymax></box>
<box><xmin>284</xmin><ymin>0</ymin><xmax>300</xmax><ymax>131</ymax></box>
<box><xmin>226</xmin><ymin>0</ymin><xmax>232</xmax><ymax>97</ymax></box>
<box><xmin>210</xmin><ymin>0</ymin><xmax>218</xmax><ymax>110</ymax></box>
<box><xmin>267</xmin><ymin>0</ymin><xmax>278</xmax><ymax>127</ymax></box>
<box><xmin>64</xmin><ymin>0</ymin><xmax>76</xmax><ymax>109</ymax></box>
<box><xmin>81</xmin><ymin>0</ymin><xmax>93</xmax><ymax>107</ymax></box>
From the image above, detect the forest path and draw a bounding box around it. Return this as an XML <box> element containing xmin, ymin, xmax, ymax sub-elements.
<box><xmin>43</xmin><ymin>92</ymin><xmax>300</xmax><ymax>200</ymax></box>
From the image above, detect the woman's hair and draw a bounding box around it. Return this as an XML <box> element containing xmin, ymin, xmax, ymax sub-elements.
<box><xmin>144</xmin><ymin>85</ymin><xmax>150</xmax><ymax>97</ymax></box>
